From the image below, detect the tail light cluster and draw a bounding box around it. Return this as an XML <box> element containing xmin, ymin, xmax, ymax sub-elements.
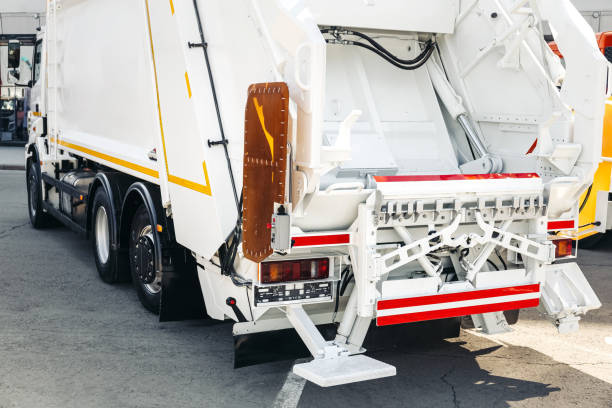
<box><xmin>260</xmin><ymin>258</ymin><xmax>329</xmax><ymax>284</ymax></box>
<box><xmin>553</xmin><ymin>238</ymin><xmax>573</xmax><ymax>258</ymax></box>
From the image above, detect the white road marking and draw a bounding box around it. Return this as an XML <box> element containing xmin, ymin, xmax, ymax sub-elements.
<box><xmin>273</xmin><ymin>365</ymin><xmax>307</xmax><ymax>408</ymax></box>
<box><xmin>465</xmin><ymin>328</ymin><xmax>509</xmax><ymax>347</ymax></box>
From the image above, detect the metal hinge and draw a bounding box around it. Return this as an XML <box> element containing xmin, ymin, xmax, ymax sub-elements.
<box><xmin>208</xmin><ymin>139</ymin><xmax>229</xmax><ymax>148</ymax></box>
<box><xmin>188</xmin><ymin>42</ymin><xmax>207</xmax><ymax>49</ymax></box>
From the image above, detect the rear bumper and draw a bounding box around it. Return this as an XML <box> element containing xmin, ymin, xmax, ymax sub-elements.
<box><xmin>376</xmin><ymin>269</ymin><xmax>539</xmax><ymax>326</ymax></box>
<box><xmin>377</xmin><ymin>281</ymin><xmax>540</xmax><ymax>326</ymax></box>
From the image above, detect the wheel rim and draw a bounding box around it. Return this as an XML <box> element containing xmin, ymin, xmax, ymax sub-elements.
<box><xmin>134</xmin><ymin>225</ymin><xmax>161</xmax><ymax>294</ymax></box>
<box><xmin>95</xmin><ymin>206</ymin><xmax>110</xmax><ymax>264</ymax></box>
<box><xmin>28</xmin><ymin>171</ymin><xmax>38</xmax><ymax>217</ymax></box>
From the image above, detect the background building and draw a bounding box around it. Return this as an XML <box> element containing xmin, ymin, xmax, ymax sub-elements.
<box><xmin>0</xmin><ymin>0</ymin><xmax>45</xmax><ymax>86</ymax></box>
<box><xmin>573</xmin><ymin>0</ymin><xmax>612</xmax><ymax>32</ymax></box>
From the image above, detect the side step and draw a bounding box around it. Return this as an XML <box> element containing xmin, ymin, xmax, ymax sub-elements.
<box><xmin>293</xmin><ymin>355</ymin><xmax>396</xmax><ymax>387</ymax></box>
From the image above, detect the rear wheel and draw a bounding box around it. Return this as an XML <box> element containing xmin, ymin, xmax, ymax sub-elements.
<box><xmin>503</xmin><ymin>309</ymin><xmax>520</xmax><ymax>325</ymax></box>
<box><xmin>129</xmin><ymin>204</ymin><xmax>161</xmax><ymax>314</ymax></box>
<box><xmin>92</xmin><ymin>188</ymin><xmax>120</xmax><ymax>283</ymax></box>
<box><xmin>26</xmin><ymin>160</ymin><xmax>49</xmax><ymax>228</ymax></box>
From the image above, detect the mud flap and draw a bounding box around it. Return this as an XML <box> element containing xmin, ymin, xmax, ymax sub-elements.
<box><xmin>539</xmin><ymin>262</ymin><xmax>601</xmax><ymax>333</ymax></box>
<box><xmin>159</xmin><ymin>248</ymin><xmax>208</xmax><ymax>322</ymax></box>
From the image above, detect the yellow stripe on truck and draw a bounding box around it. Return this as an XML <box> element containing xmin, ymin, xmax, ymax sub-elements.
<box><xmin>51</xmin><ymin>138</ymin><xmax>159</xmax><ymax>178</ymax></box>
<box><xmin>185</xmin><ymin>71</ymin><xmax>192</xmax><ymax>99</ymax></box>
<box><xmin>144</xmin><ymin>0</ymin><xmax>213</xmax><ymax>197</ymax></box>
<box><xmin>168</xmin><ymin>161</ymin><xmax>211</xmax><ymax>196</ymax></box>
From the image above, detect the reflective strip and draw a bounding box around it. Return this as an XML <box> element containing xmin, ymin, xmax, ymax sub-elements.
<box><xmin>374</xmin><ymin>173</ymin><xmax>540</xmax><ymax>183</ymax></box>
<box><xmin>376</xmin><ymin>283</ymin><xmax>540</xmax><ymax>326</ymax></box>
<box><xmin>377</xmin><ymin>298</ymin><xmax>539</xmax><ymax>326</ymax></box>
<box><xmin>292</xmin><ymin>234</ymin><xmax>351</xmax><ymax>247</ymax></box>
<box><xmin>253</xmin><ymin>96</ymin><xmax>275</xmax><ymax>161</ymax></box>
<box><xmin>185</xmin><ymin>71</ymin><xmax>192</xmax><ymax>99</ymax></box>
<box><xmin>167</xmin><ymin>161</ymin><xmax>211</xmax><ymax>196</ymax></box>
<box><xmin>144</xmin><ymin>0</ymin><xmax>212</xmax><ymax>196</ymax></box>
<box><xmin>51</xmin><ymin>138</ymin><xmax>159</xmax><ymax>179</ymax></box>
<box><xmin>377</xmin><ymin>292</ymin><xmax>540</xmax><ymax>316</ymax></box>
<box><xmin>377</xmin><ymin>284</ymin><xmax>540</xmax><ymax>310</ymax></box>
<box><xmin>547</xmin><ymin>220</ymin><xmax>575</xmax><ymax>230</ymax></box>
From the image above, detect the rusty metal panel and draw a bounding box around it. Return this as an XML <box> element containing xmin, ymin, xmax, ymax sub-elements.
<box><xmin>242</xmin><ymin>83</ymin><xmax>289</xmax><ymax>262</ymax></box>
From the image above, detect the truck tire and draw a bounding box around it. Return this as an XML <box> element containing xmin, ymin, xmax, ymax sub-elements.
<box><xmin>26</xmin><ymin>160</ymin><xmax>49</xmax><ymax>228</ymax></box>
<box><xmin>92</xmin><ymin>188</ymin><xmax>120</xmax><ymax>283</ymax></box>
<box><xmin>503</xmin><ymin>309</ymin><xmax>520</xmax><ymax>325</ymax></box>
<box><xmin>129</xmin><ymin>204</ymin><xmax>161</xmax><ymax>314</ymax></box>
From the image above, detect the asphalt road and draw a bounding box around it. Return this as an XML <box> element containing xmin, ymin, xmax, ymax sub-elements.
<box><xmin>0</xmin><ymin>169</ymin><xmax>611</xmax><ymax>408</ymax></box>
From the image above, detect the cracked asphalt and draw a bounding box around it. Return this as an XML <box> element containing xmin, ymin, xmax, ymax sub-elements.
<box><xmin>1</xmin><ymin>169</ymin><xmax>611</xmax><ymax>407</ymax></box>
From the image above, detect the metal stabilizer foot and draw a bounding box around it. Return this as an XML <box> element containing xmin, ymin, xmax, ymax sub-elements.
<box><xmin>286</xmin><ymin>305</ymin><xmax>396</xmax><ymax>386</ymax></box>
<box><xmin>293</xmin><ymin>355</ymin><xmax>396</xmax><ymax>387</ymax></box>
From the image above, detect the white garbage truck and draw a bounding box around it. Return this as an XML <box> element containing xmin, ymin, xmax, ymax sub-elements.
<box><xmin>24</xmin><ymin>0</ymin><xmax>608</xmax><ymax>386</ymax></box>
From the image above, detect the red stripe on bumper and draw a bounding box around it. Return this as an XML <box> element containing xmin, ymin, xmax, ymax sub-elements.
<box><xmin>376</xmin><ymin>298</ymin><xmax>540</xmax><ymax>326</ymax></box>
<box><xmin>292</xmin><ymin>234</ymin><xmax>350</xmax><ymax>247</ymax></box>
<box><xmin>377</xmin><ymin>284</ymin><xmax>540</xmax><ymax>311</ymax></box>
<box><xmin>547</xmin><ymin>220</ymin><xmax>575</xmax><ymax>230</ymax></box>
<box><xmin>374</xmin><ymin>173</ymin><xmax>539</xmax><ymax>183</ymax></box>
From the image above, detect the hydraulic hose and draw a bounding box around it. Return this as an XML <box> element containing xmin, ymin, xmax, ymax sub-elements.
<box><xmin>322</xmin><ymin>28</ymin><xmax>436</xmax><ymax>71</ymax></box>
<box><xmin>321</xmin><ymin>28</ymin><xmax>434</xmax><ymax>65</ymax></box>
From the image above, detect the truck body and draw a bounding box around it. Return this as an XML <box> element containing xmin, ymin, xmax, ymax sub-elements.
<box><xmin>25</xmin><ymin>0</ymin><xmax>608</xmax><ymax>386</ymax></box>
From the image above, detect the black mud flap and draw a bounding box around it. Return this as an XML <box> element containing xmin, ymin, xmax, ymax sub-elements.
<box><xmin>159</xmin><ymin>248</ymin><xmax>208</xmax><ymax>322</ymax></box>
<box><xmin>234</xmin><ymin>324</ymin><xmax>337</xmax><ymax>368</ymax></box>
<box><xmin>234</xmin><ymin>317</ymin><xmax>461</xmax><ymax>368</ymax></box>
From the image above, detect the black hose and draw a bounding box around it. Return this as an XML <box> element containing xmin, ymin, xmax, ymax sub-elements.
<box><xmin>494</xmin><ymin>248</ymin><xmax>507</xmax><ymax>270</ymax></box>
<box><xmin>579</xmin><ymin>184</ymin><xmax>593</xmax><ymax>213</ymax></box>
<box><xmin>343</xmin><ymin>40</ymin><xmax>435</xmax><ymax>70</ymax></box>
<box><xmin>348</xmin><ymin>31</ymin><xmax>433</xmax><ymax>65</ymax></box>
<box><xmin>191</xmin><ymin>0</ymin><xmax>240</xmax><ymax>215</ymax></box>
<box><xmin>321</xmin><ymin>28</ymin><xmax>434</xmax><ymax>66</ymax></box>
<box><xmin>340</xmin><ymin>270</ymin><xmax>354</xmax><ymax>296</ymax></box>
<box><xmin>486</xmin><ymin>259</ymin><xmax>499</xmax><ymax>271</ymax></box>
<box><xmin>322</xmin><ymin>27</ymin><xmax>436</xmax><ymax>71</ymax></box>
<box><xmin>578</xmin><ymin>221</ymin><xmax>601</xmax><ymax>229</ymax></box>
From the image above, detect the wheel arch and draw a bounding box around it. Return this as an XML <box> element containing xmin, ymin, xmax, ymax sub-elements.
<box><xmin>87</xmin><ymin>173</ymin><xmax>121</xmax><ymax>240</ymax></box>
<box><xmin>25</xmin><ymin>143</ymin><xmax>40</xmax><ymax>180</ymax></box>
<box><xmin>120</xmin><ymin>182</ymin><xmax>164</xmax><ymax>279</ymax></box>
<box><xmin>87</xmin><ymin>172</ymin><xmax>133</xmax><ymax>282</ymax></box>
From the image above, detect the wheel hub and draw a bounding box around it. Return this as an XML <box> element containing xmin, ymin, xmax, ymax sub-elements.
<box><xmin>133</xmin><ymin>235</ymin><xmax>156</xmax><ymax>284</ymax></box>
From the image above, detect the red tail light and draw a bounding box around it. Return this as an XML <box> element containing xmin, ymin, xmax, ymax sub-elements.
<box><xmin>553</xmin><ymin>238</ymin><xmax>573</xmax><ymax>258</ymax></box>
<box><xmin>260</xmin><ymin>258</ymin><xmax>329</xmax><ymax>284</ymax></box>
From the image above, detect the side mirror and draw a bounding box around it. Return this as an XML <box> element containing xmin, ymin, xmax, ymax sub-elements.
<box><xmin>8</xmin><ymin>40</ymin><xmax>21</xmax><ymax>69</ymax></box>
